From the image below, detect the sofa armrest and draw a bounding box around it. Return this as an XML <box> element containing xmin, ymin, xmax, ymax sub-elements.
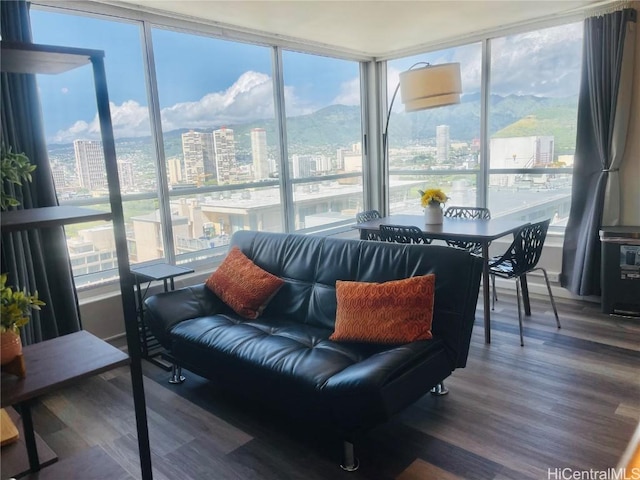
<box><xmin>144</xmin><ymin>284</ymin><xmax>226</xmax><ymax>349</ymax></box>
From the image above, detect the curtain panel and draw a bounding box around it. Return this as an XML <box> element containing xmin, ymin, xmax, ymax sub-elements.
<box><xmin>560</xmin><ymin>7</ymin><xmax>637</xmax><ymax>296</ymax></box>
<box><xmin>1</xmin><ymin>0</ymin><xmax>81</xmax><ymax>342</ymax></box>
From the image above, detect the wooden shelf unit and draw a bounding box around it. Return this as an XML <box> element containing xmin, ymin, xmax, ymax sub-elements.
<box><xmin>0</xmin><ymin>41</ymin><xmax>152</xmax><ymax>479</ymax></box>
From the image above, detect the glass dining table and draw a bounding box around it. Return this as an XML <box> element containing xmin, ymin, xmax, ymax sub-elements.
<box><xmin>353</xmin><ymin>214</ymin><xmax>530</xmax><ymax>344</ymax></box>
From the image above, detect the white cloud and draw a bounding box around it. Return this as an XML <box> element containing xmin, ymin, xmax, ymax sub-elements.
<box><xmin>50</xmin><ymin>22</ymin><xmax>585</xmax><ymax>144</ymax></box>
<box><xmin>160</xmin><ymin>71</ymin><xmax>275</xmax><ymax>130</ymax></box>
<box><xmin>332</xmin><ymin>77</ymin><xmax>361</xmax><ymax>106</ymax></box>
<box><xmin>481</xmin><ymin>22</ymin><xmax>583</xmax><ymax>97</ymax></box>
<box><xmin>51</xmin><ymin>70</ymin><xmax>311</xmax><ymax>142</ymax></box>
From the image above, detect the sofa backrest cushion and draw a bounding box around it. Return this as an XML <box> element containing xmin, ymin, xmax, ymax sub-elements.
<box><xmin>229</xmin><ymin>230</ymin><xmax>483</xmax><ymax>367</ymax></box>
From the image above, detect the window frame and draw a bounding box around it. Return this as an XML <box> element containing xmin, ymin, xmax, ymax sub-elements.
<box><xmin>31</xmin><ymin>1</ymin><xmax>586</xmax><ymax>290</ymax></box>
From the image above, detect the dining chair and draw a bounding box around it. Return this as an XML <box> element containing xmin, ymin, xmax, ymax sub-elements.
<box><xmin>379</xmin><ymin>224</ymin><xmax>432</xmax><ymax>244</ymax></box>
<box><xmin>488</xmin><ymin>219</ymin><xmax>560</xmax><ymax>346</ymax></box>
<box><xmin>443</xmin><ymin>206</ymin><xmax>491</xmax><ymax>254</ymax></box>
<box><xmin>356</xmin><ymin>209</ymin><xmax>381</xmax><ymax>240</ymax></box>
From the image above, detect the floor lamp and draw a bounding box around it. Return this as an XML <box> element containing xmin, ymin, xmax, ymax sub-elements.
<box><xmin>382</xmin><ymin>62</ymin><xmax>462</xmax><ymax>212</ymax></box>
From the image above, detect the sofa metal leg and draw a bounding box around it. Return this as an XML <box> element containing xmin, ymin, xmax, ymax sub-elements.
<box><xmin>169</xmin><ymin>363</ymin><xmax>185</xmax><ymax>384</ymax></box>
<box><xmin>430</xmin><ymin>382</ymin><xmax>449</xmax><ymax>396</ymax></box>
<box><xmin>340</xmin><ymin>440</ymin><xmax>359</xmax><ymax>471</ymax></box>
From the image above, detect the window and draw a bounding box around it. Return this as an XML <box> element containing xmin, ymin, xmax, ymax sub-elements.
<box><xmin>488</xmin><ymin>22</ymin><xmax>582</xmax><ymax>225</ymax></box>
<box><xmin>30</xmin><ymin>7</ymin><xmax>365</xmax><ymax>288</ymax></box>
<box><xmin>151</xmin><ymin>28</ymin><xmax>279</xmax><ymax>261</ymax></box>
<box><xmin>282</xmin><ymin>51</ymin><xmax>364</xmax><ymax>231</ymax></box>
<box><xmin>29</xmin><ymin>4</ymin><xmax>582</xmax><ymax>290</ymax></box>
<box><xmin>386</xmin><ymin>43</ymin><xmax>482</xmax><ymax>214</ymax></box>
<box><xmin>30</xmin><ymin>10</ymin><xmax>154</xmax><ymax>287</ymax></box>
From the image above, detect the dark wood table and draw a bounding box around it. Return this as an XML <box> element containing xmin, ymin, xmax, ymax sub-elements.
<box><xmin>1</xmin><ymin>330</ymin><xmax>130</xmax><ymax>474</ymax></box>
<box><xmin>354</xmin><ymin>214</ymin><xmax>529</xmax><ymax>343</ymax></box>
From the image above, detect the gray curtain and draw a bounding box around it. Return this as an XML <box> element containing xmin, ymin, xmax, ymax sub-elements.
<box><xmin>560</xmin><ymin>8</ymin><xmax>637</xmax><ymax>296</ymax></box>
<box><xmin>1</xmin><ymin>0</ymin><xmax>81</xmax><ymax>342</ymax></box>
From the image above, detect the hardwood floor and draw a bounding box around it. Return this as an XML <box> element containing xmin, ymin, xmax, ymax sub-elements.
<box><xmin>7</xmin><ymin>292</ymin><xmax>639</xmax><ymax>480</ymax></box>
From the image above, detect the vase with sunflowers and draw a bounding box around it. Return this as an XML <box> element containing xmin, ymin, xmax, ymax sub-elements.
<box><xmin>419</xmin><ymin>188</ymin><xmax>448</xmax><ymax>225</ymax></box>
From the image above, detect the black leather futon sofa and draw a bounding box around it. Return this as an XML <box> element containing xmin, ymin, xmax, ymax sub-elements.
<box><xmin>144</xmin><ymin>230</ymin><xmax>483</xmax><ymax>469</ymax></box>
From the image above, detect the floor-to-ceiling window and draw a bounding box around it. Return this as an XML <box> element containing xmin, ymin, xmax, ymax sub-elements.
<box><xmin>488</xmin><ymin>22</ymin><xmax>582</xmax><ymax>226</ymax></box>
<box><xmin>150</xmin><ymin>28</ymin><xmax>280</xmax><ymax>263</ymax></box>
<box><xmin>30</xmin><ymin>6</ymin><xmax>365</xmax><ymax>288</ymax></box>
<box><xmin>31</xmin><ymin>9</ymin><xmax>155</xmax><ymax>287</ymax></box>
<box><xmin>386</xmin><ymin>22</ymin><xmax>582</xmax><ymax>223</ymax></box>
<box><xmin>282</xmin><ymin>51</ymin><xmax>363</xmax><ymax>231</ymax></box>
<box><xmin>30</xmin><ymin>3</ymin><xmax>583</xmax><ymax>289</ymax></box>
<box><xmin>386</xmin><ymin>43</ymin><xmax>482</xmax><ymax>214</ymax></box>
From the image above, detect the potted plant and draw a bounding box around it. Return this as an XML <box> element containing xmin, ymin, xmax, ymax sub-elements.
<box><xmin>0</xmin><ymin>273</ymin><xmax>45</xmax><ymax>370</ymax></box>
<box><xmin>418</xmin><ymin>188</ymin><xmax>449</xmax><ymax>225</ymax></box>
<box><xmin>1</xmin><ymin>145</ymin><xmax>37</xmax><ymax>210</ymax></box>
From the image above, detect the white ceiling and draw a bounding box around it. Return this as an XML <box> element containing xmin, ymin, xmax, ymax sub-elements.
<box><xmin>109</xmin><ymin>0</ymin><xmax>613</xmax><ymax>57</ymax></box>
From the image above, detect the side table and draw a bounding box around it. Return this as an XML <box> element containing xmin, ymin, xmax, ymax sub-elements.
<box><xmin>1</xmin><ymin>330</ymin><xmax>130</xmax><ymax>476</ymax></box>
<box><xmin>131</xmin><ymin>264</ymin><xmax>194</xmax><ymax>369</ymax></box>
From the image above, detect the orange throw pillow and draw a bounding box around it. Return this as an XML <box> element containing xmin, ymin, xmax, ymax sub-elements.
<box><xmin>330</xmin><ymin>275</ymin><xmax>435</xmax><ymax>344</ymax></box>
<box><xmin>205</xmin><ymin>247</ymin><xmax>284</xmax><ymax>319</ymax></box>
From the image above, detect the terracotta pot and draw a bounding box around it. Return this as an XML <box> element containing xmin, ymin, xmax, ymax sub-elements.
<box><xmin>1</xmin><ymin>331</ymin><xmax>23</xmax><ymax>365</ymax></box>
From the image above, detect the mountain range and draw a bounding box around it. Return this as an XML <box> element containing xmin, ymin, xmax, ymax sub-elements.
<box><xmin>49</xmin><ymin>93</ymin><xmax>579</xmax><ymax>163</ymax></box>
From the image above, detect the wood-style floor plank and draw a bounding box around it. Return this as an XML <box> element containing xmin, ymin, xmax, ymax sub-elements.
<box><xmin>4</xmin><ymin>290</ymin><xmax>638</xmax><ymax>480</ymax></box>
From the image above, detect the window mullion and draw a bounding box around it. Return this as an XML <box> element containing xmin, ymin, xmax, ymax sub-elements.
<box><xmin>479</xmin><ymin>38</ymin><xmax>491</xmax><ymax>209</ymax></box>
<box><xmin>271</xmin><ymin>46</ymin><xmax>294</xmax><ymax>233</ymax></box>
<box><xmin>142</xmin><ymin>21</ymin><xmax>176</xmax><ymax>262</ymax></box>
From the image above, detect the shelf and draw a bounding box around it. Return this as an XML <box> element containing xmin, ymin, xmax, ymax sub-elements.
<box><xmin>2</xmin><ymin>39</ymin><xmax>153</xmax><ymax>479</ymax></box>
<box><xmin>1</xmin><ymin>42</ymin><xmax>104</xmax><ymax>75</ymax></box>
<box><xmin>0</xmin><ymin>206</ymin><xmax>112</xmax><ymax>233</ymax></box>
<box><xmin>1</xmin><ymin>331</ymin><xmax>129</xmax><ymax>408</ymax></box>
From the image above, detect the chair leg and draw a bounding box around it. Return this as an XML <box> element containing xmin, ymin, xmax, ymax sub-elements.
<box><xmin>491</xmin><ymin>275</ymin><xmax>498</xmax><ymax>302</ymax></box>
<box><xmin>491</xmin><ymin>274</ymin><xmax>497</xmax><ymax>310</ymax></box>
<box><xmin>538</xmin><ymin>268</ymin><xmax>561</xmax><ymax>329</ymax></box>
<box><xmin>516</xmin><ymin>279</ymin><xmax>524</xmax><ymax>346</ymax></box>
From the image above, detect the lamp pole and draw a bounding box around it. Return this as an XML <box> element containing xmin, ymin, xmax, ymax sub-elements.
<box><xmin>381</xmin><ymin>62</ymin><xmax>430</xmax><ymax>215</ymax></box>
<box><xmin>380</xmin><ymin>61</ymin><xmax>461</xmax><ymax>215</ymax></box>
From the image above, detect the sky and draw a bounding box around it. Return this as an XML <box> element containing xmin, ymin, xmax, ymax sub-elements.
<box><xmin>30</xmin><ymin>8</ymin><xmax>583</xmax><ymax>144</ymax></box>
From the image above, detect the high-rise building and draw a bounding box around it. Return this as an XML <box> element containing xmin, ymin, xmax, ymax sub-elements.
<box><xmin>74</xmin><ymin>139</ymin><xmax>107</xmax><ymax>191</ymax></box>
<box><xmin>489</xmin><ymin>135</ymin><xmax>555</xmax><ymax>186</ymax></box>
<box><xmin>182</xmin><ymin>130</ymin><xmax>216</xmax><ymax>185</ymax></box>
<box><xmin>337</xmin><ymin>143</ymin><xmax>362</xmax><ymax>172</ymax></box>
<box><xmin>167</xmin><ymin>156</ymin><xmax>183</xmax><ymax>185</ymax></box>
<box><xmin>251</xmin><ymin>128</ymin><xmax>269</xmax><ymax>180</ymax></box>
<box><xmin>51</xmin><ymin>162</ymin><xmax>67</xmax><ymax>191</ymax></box>
<box><xmin>292</xmin><ymin>154</ymin><xmax>317</xmax><ymax>178</ymax></box>
<box><xmin>436</xmin><ymin>125</ymin><xmax>450</xmax><ymax>164</ymax></box>
<box><xmin>117</xmin><ymin>160</ymin><xmax>135</xmax><ymax>191</ymax></box>
<box><xmin>213</xmin><ymin>128</ymin><xmax>237</xmax><ymax>184</ymax></box>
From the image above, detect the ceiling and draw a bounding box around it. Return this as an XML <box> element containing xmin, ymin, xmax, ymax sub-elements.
<box><xmin>109</xmin><ymin>0</ymin><xmax>614</xmax><ymax>58</ymax></box>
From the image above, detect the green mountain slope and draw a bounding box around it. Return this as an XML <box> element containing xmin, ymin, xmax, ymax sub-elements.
<box><xmin>49</xmin><ymin>94</ymin><xmax>579</xmax><ymax>163</ymax></box>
